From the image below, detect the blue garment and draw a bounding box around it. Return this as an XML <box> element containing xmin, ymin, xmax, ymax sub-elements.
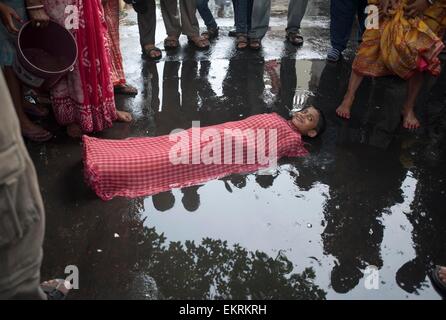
<box><xmin>196</xmin><ymin>0</ymin><xmax>218</xmax><ymax>29</ymax></box>
<box><xmin>0</xmin><ymin>0</ymin><xmax>27</xmax><ymax>66</ymax></box>
<box><xmin>233</xmin><ymin>0</ymin><xmax>253</xmax><ymax>34</ymax></box>
<box><xmin>330</xmin><ymin>0</ymin><xmax>367</xmax><ymax>53</ymax></box>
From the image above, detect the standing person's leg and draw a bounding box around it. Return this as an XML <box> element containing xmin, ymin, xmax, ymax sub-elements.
<box><xmin>104</xmin><ymin>0</ymin><xmax>138</xmax><ymax>94</ymax></box>
<box><xmin>249</xmin><ymin>0</ymin><xmax>271</xmax><ymax>43</ymax></box>
<box><xmin>402</xmin><ymin>71</ymin><xmax>423</xmax><ymax>130</ymax></box>
<box><xmin>286</xmin><ymin>0</ymin><xmax>309</xmax><ymax>46</ymax></box>
<box><xmin>233</xmin><ymin>0</ymin><xmax>249</xmax><ymax>49</ymax></box>
<box><xmin>335</xmin><ymin>70</ymin><xmax>364</xmax><ymax>119</ymax></box>
<box><xmin>2</xmin><ymin>68</ymin><xmax>52</xmax><ymax>142</ymax></box>
<box><xmin>161</xmin><ymin>0</ymin><xmax>182</xmax><ymax>49</ymax></box>
<box><xmin>137</xmin><ymin>0</ymin><xmax>162</xmax><ymax>59</ymax></box>
<box><xmin>196</xmin><ymin>0</ymin><xmax>219</xmax><ymax>39</ymax></box>
<box><xmin>180</xmin><ymin>0</ymin><xmax>209</xmax><ymax>48</ymax></box>
<box><xmin>327</xmin><ymin>0</ymin><xmax>357</xmax><ymax>62</ymax></box>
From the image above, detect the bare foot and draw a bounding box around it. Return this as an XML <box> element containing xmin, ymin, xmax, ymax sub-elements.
<box><xmin>67</xmin><ymin>123</ymin><xmax>83</xmax><ymax>138</ymax></box>
<box><xmin>402</xmin><ymin>109</ymin><xmax>420</xmax><ymax>130</ymax></box>
<box><xmin>336</xmin><ymin>95</ymin><xmax>354</xmax><ymax>119</ymax></box>
<box><xmin>116</xmin><ymin>110</ymin><xmax>132</xmax><ymax>122</ymax></box>
<box><xmin>41</xmin><ymin>279</ymin><xmax>72</xmax><ymax>300</ymax></box>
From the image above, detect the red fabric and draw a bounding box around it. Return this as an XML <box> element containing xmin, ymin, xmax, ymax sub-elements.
<box><xmin>103</xmin><ymin>0</ymin><xmax>126</xmax><ymax>86</ymax></box>
<box><xmin>83</xmin><ymin>113</ymin><xmax>308</xmax><ymax>200</ymax></box>
<box><xmin>45</xmin><ymin>0</ymin><xmax>117</xmax><ymax>133</ymax></box>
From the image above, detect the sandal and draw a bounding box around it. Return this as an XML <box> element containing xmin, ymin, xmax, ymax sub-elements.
<box><xmin>188</xmin><ymin>36</ymin><xmax>210</xmax><ymax>50</ymax></box>
<box><xmin>114</xmin><ymin>83</ymin><xmax>138</xmax><ymax>96</ymax></box>
<box><xmin>22</xmin><ymin>127</ymin><xmax>53</xmax><ymax>143</ymax></box>
<box><xmin>142</xmin><ymin>45</ymin><xmax>163</xmax><ymax>61</ymax></box>
<box><xmin>249</xmin><ymin>38</ymin><xmax>262</xmax><ymax>50</ymax></box>
<box><xmin>286</xmin><ymin>31</ymin><xmax>304</xmax><ymax>46</ymax></box>
<box><xmin>41</xmin><ymin>279</ymin><xmax>71</xmax><ymax>300</ymax></box>
<box><xmin>202</xmin><ymin>27</ymin><xmax>219</xmax><ymax>40</ymax></box>
<box><xmin>164</xmin><ymin>37</ymin><xmax>179</xmax><ymax>50</ymax></box>
<box><xmin>430</xmin><ymin>266</ymin><xmax>446</xmax><ymax>298</ymax></box>
<box><xmin>236</xmin><ymin>34</ymin><xmax>248</xmax><ymax>50</ymax></box>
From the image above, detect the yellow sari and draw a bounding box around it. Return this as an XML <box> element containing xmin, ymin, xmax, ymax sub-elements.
<box><xmin>353</xmin><ymin>0</ymin><xmax>446</xmax><ymax>79</ymax></box>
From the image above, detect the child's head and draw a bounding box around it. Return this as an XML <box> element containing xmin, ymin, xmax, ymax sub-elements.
<box><xmin>291</xmin><ymin>106</ymin><xmax>326</xmax><ymax>138</ymax></box>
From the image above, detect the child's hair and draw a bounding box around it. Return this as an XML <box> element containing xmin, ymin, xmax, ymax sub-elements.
<box><xmin>303</xmin><ymin>105</ymin><xmax>326</xmax><ymax>137</ymax></box>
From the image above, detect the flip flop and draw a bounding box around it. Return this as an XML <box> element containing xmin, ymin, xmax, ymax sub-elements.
<box><xmin>114</xmin><ymin>84</ymin><xmax>138</xmax><ymax>96</ymax></box>
<box><xmin>430</xmin><ymin>266</ymin><xmax>446</xmax><ymax>298</ymax></box>
<box><xmin>327</xmin><ymin>47</ymin><xmax>342</xmax><ymax>62</ymax></box>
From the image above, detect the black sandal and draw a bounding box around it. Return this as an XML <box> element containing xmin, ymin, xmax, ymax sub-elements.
<box><xmin>142</xmin><ymin>46</ymin><xmax>163</xmax><ymax>60</ymax></box>
<box><xmin>249</xmin><ymin>38</ymin><xmax>262</xmax><ymax>50</ymax></box>
<box><xmin>187</xmin><ymin>36</ymin><xmax>210</xmax><ymax>50</ymax></box>
<box><xmin>236</xmin><ymin>34</ymin><xmax>248</xmax><ymax>50</ymax></box>
<box><xmin>286</xmin><ymin>31</ymin><xmax>304</xmax><ymax>46</ymax></box>
<box><xmin>202</xmin><ymin>27</ymin><xmax>219</xmax><ymax>40</ymax></box>
<box><xmin>164</xmin><ymin>37</ymin><xmax>179</xmax><ymax>50</ymax></box>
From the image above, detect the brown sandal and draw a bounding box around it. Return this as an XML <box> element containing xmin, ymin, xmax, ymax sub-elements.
<box><xmin>236</xmin><ymin>34</ymin><xmax>248</xmax><ymax>50</ymax></box>
<box><xmin>249</xmin><ymin>38</ymin><xmax>262</xmax><ymax>50</ymax></box>
<box><xmin>188</xmin><ymin>36</ymin><xmax>210</xmax><ymax>50</ymax></box>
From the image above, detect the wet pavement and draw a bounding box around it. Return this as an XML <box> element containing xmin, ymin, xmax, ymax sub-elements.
<box><xmin>27</xmin><ymin>0</ymin><xmax>446</xmax><ymax>299</ymax></box>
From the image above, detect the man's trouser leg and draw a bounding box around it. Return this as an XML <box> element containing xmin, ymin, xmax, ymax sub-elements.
<box><xmin>137</xmin><ymin>0</ymin><xmax>156</xmax><ymax>50</ymax></box>
<box><xmin>179</xmin><ymin>0</ymin><xmax>200</xmax><ymax>37</ymax></box>
<box><xmin>330</xmin><ymin>0</ymin><xmax>358</xmax><ymax>52</ymax></box>
<box><xmin>287</xmin><ymin>0</ymin><xmax>309</xmax><ymax>33</ymax></box>
<box><xmin>196</xmin><ymin>0</ymin><xmax>218</xmax><ymax>29</ymax></box>
<box><xmin>160</xmin><ymin>0</ymin><xmax>182</xmax><ymax>38</ymax></box>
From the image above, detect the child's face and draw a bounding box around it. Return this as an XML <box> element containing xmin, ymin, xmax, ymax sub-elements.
<box><xmin>291</xmin><ymin>106</ymin><xmax>320</xmax><ymax>137</ymax></box>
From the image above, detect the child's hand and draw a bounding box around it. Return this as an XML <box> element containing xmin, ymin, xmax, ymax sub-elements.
<box><xmin>405</xmin><ymin>0</ymin><xmax>430</xmax><ymax>18</ymax></box>
<box><xmin>0</xmin><ymin>3</ymin><xmax>23</xmax><ymax>34</ymax></box>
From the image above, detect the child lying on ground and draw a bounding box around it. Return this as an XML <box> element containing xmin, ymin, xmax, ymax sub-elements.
<box><xmin>83</xmin><ymin>106</ymin><xmax>326</xmax><ymax>200</ymax></box>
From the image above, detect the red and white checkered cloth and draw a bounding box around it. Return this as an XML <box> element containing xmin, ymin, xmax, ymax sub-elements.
<box><xmin>83</xmin><ymin>113</ymin><xmax>308</xmax><ymax>200</ymax></box>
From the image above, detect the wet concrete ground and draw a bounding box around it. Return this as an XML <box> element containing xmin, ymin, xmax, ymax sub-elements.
<box><xmin>27</xmin><ymin>0</ymin><xmax>446</xmax><ymax>299</ymax></box>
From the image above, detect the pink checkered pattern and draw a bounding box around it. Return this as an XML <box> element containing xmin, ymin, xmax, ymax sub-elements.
<box><xmin>82</xmin><ymin>113</ymin><xmax>308</xmax><ymax>200</ymax></box>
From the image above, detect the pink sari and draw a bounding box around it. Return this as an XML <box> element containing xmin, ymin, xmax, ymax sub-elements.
<box><xmin>44</xmin><ymin>0</ymin><xmax>117</xmax><ymax>133</ymax></box>
<box><xmin>103</xmin><ymin>0</ymin><xmax>126</xmax><ymax>86</ymax></box>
